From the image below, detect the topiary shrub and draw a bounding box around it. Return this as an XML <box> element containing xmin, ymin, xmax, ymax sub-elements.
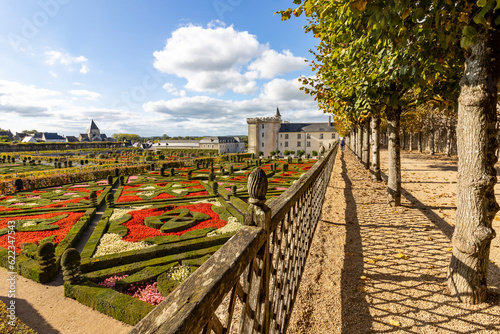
<box><xmin>107</xmin><ymin>175</ymin><xmax>113</xmax><ymax>185</ymax></box>
<box><xmin>62</xmin><ymin>248</ymin><xmax>81</xmax><ymax>284</ymax></box>
<box><xmin>105</xmin><ymin>193</ymin><xmax>114</xmax><ymax>208</ymax></box>
<box><xmin>89</xmin><ymin>191</ymin><xmax>97</xmax><ymax>207</ymax></box>
<box><xmin>14</xmin><ymin>178</ymin><xmax>23</xmax><ymax>192</ymax></box>
<box><xmin>37</xmin><ymin>242</ymin><xmax>56</xmax><ymax>275</ymax></box>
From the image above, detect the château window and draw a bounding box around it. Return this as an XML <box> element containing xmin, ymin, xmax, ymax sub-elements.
<box><xmin>285</xmin><ymin>141</ymin><xmax>288</xmax><ymax>147</ymax></box>
<box><xmin>331</xmin><ymin>133</ymin><xmax>335</xmax><ymax>139</ymax></box>
<box><xmin>320</xmin><ymin>134</ymin><xmax>324</xmax><ymax>139</ymax></box>
<box><xmin>297</xmin><ymin>134</ymin><xmax>301</xmax><ymax>139</ymax></box>
<box><xmin>262</xmin><ymin>132</ymin><xmax>264</xmax><ymax>137</ymax></box>
<box><xmin>285</xmin><ymin>134</ymin><xmax>289</xmax><ymax>139</ymax></box>
<box><xmin>262</xmin><ymin>143</ymin><xmax>264</xmax><ymax>147</ymax></box>
<box><xmin>262</xmin><ymin>124</ymin><xmax>265</xmax><ymax>129</ymax></box>
<box><xmin>297</xmin><ymin>142</ymin><xmax>301</xmax><ymax>147</ymax></box>
<box><xmin>307</xmin><ymin>134</ymin><xmax>311</xmax><ymax>139</ymax></box>
<box><xmin>307</xmin><ymin>141</ymin><xmax>311</xmax><ymax>147</ymax></box>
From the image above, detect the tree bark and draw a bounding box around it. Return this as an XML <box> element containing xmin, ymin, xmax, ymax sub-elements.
<box><xmin>448</xmin><ymin>28</ymin><xmax>500</xmax><ymax>304</ymax></box>
<box><xmin>409</xmin><ymin>132</ymin><xmax>413</xmax><ymax>152</ymax></box>
<box><xmin>357</xmin><ymin>124</ymin><xmax>363</xmax><ymax>160</ymax></box>
<box><xmin>370</xmin><ymin>116</ymin><xmax>382</xmax><ymax>181</ymax></box>
<box><xmin>418</xmin><ymin>131</ymin><xmax>423</xmax><ymax>152</ymax></box>
<box><xmin>429</xmin><ymin>129</ymin><xmax>435</xmax><ymax>155</ymax></box>
<box><xmin>401</xmin><ymin>128</ymin><xmax>406</xmax><ymax>150</ymax></box>
<box><xmin>362</xmin><ymin>118</ymin><xmax>370</xmax><ymax>169</ymax></box>
<box><xmin>386</xmin><ymin>107</ymin><xmax>402</xmax><ymax>207</ymax></box>
<box><xmin>445</xmin><ymin>117</ymin><xmax>452</xmax><ymax>157</ymax></box>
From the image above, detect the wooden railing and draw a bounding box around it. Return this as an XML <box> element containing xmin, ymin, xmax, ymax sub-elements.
<box><xmin>130</xmin><ymin>142</ymin><xmax>339</xmax><ymax>334</ymax></box>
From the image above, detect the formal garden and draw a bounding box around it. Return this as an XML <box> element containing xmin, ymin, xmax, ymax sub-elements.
<box><xmin>0</xmin><ymin>148</ymin><xmax>318</xmax><ymax>325</ymax></box>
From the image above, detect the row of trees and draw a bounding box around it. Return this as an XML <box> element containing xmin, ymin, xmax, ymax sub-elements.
<box><xmin>281</xmin><ymin>0</ymin><xmax>500</xmax><ymax>304</ymax></box>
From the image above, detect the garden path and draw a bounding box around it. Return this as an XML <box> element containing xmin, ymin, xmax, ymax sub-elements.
<box><xmin>288</xmin><ymin>148</ymin><xmax>500</xmax><ymax>333</ymax></box>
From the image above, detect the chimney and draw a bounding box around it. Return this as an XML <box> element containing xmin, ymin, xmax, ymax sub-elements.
<box><xmin>328</xmin><ymin>115</ymin><xmax>332</xmax><ymax>127</ymax></box>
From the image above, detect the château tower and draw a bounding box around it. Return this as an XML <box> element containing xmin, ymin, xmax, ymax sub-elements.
<box><xmin>246</xmin><ymin>107</ymin><xmax>282</xmax><ymax>157</ymax></box>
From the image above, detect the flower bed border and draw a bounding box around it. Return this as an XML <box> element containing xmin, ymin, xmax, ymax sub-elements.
<box><xmin>0</xmin><ymin>207</ymin><xmax>96</xmax><ymax>283</ymax></box>
<box><xmin>64</xmin><ymin>279</ymin><xmax>155</xmax><ymax>325</ymax></box>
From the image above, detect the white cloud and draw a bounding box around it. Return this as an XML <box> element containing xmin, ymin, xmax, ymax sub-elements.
<box><xmin>153</xmin><ymin>23</ymin><xmax>305</xmax><ymax>95</ymax></box>
<box><xmin>162</xmin><ymin>83</ymin><xmax>186</xmax><ymax>97</ymax></box>
<box><xmin>69</xmin><ymin>89</ymin><xmax>101</xmax><ymax>101</ymax></box>
<box><xmin>248</xmin><ymin>50</ymin><xmax>306</xmax><ymax>79</ymax></box>
<box><xmin>142</xmin><ymin>77</ymin><xmax>326</xmax><ymax>135</ymax></box>
<box><xmin>45</xmin><ymin>50</ymin><xmax>89</xmax><ymax>74</ymax></box>
<box><xmin>259</xmin><ymin>78</ymin><xmax>311</xmax><ymax>102</ymax></box>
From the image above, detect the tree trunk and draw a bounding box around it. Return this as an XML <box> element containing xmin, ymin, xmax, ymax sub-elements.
<box><xmin>445</xmin><ymin>117</ymin><xmax>452</xmax><ymax>157</ymax></box>
<box><xmin>370</xmin><ymin>116</ymin><xmax>382</xmax><ymax>181</ymax></box>
<box><xmin>352</xmin><ymin>128</ymin><xmax>357</xmax><ymax>156</ymax></box>
<box><xmin>409</xmin><ymin>132</ymin><xmax>413</xmax><ymax>152</ymax></box>
<box><xmin>386</xmin><ymin>107</ymin><xmax>402</xmax><ymax>207</ymax></box>
<box><xmin>357</xmin><ymin>124</ymin><xmax>363</xmax><ymax>160</ymax></box>
<box><xmin>418</xmin><ymin>131</ymin><xmax>422</xmax><ymax>152</ymax></box>
<box><xmin>362</xmin><ymin>118</ymin><xmax>370</xmax><ymax>169</ymax></box>
<box><xmin>401</xmin><ymin>128</ymin><xmax>406</xmax><ymax>150</ymax></box>
<box><xmin>448</xmin><ymin>28</ymin><xmax>500</xmax><ymax>304</ymax></box>
<box><xmin>429</xmin><ymin>129</ymin><xmax>435</xmax><ymax>155</ymax></box>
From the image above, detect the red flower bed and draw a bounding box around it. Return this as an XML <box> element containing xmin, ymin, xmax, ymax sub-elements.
<box><xmin>0</xmin><ymin>196</ymin><xmax>14</xmax><ymax>201</ymax></box>
<box><xmin>229</xmin><ymin>176</ymin><xmax>246</xmax><ymax>181</ymax></box>
<box><xmin>124</xmin><ymin>185</ymin><xmax>141</xmax><ymax>189</ymax></box>
<box><xmin>32</xmin><ymin>190</ymin><xmax>47</xmax><ymax>193</ymax></box>
<box><xmin>186</xmin><ymin>191</ymin><xmax>209</xmax><ymax>197</ymax></box>
<box><xmin>0</xmin><ymin>211</ymin><xmax>85</xmax><ymax>253</ymax></box>
<box><xmin>156</xmin><ymin>183</ymin><xmax>168</xmax><ymax>187</ymax></box>
<box><xmin>68</xmin><ymin>187</ymin><xmax>91</xmax><ymax>193</ymax></box>
<box><xmin>121</xmin><ymin>190</ymin><xmax>138</xmax><ymax>195</ymax></box>
<box><xmin>0</xmin><ymin>206</ymin><xmax>19</xmax><ymax>212</ymax></box>
<box><xmin>185</xmin><ymin>185</ymin><xmax>204</xmax><ymax>189</ymax></box>
<box><xmin>181</xmin><ymin>181</ymin><xmax>199</xmax><ymax>185</ymax></box>
<box><xmin>122</xmin><ymin>203</ymin><xmax>226</xmax><ymax>242</ymax></box>
<box><xmin>152</xmin><ymin>193</ymin><xmax>175</xmax><ymax>200</ymax></box>
<box><xmin>269</xmin><ymin>178</ymin><xmax>288</xmax><ymax>183</ymax></box>
<box><xmin>116</xmin><ymin>195</ymin><xmax>143</xmax><ymax>203</ymax></box>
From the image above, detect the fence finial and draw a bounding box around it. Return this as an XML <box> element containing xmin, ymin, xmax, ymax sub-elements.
<box><xmin>245</xmin><ymin>167</ymin><xmax>270</xmax><ymax>228</ymax></box>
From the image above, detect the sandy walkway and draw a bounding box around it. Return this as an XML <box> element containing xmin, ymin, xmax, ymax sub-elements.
<box><xmin>288</xmin><ymin>148</ymin><xmax>500</xmax><ymax>333</ymax></box>
<box><xmin>0</xmin><ymin>270</ymin><xmax>132</xmax><ymax>333</ymax></box>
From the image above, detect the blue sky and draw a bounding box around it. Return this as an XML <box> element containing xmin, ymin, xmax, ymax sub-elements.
<box><xmin>0</xmin><ymin>0</ymin><xmax>326</xmax><ymax>137</ymax></box>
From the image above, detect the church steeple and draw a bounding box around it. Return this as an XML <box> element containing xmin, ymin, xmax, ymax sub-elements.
<box><xmin>275</xmin><ymin>107</ymin><xmax>281</xmax><ymax>117</ymax></box>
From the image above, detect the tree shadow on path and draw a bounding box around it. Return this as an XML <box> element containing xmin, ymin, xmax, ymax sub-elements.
<box><xmin>340</xmin><ymin>151</ymin><xmax>373</xmax><ymax>333</ymax></box>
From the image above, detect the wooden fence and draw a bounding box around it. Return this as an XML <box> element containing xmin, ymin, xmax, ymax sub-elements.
<box><xmin>130</xmin><ymin>141</ymin><xmax>339</xmax><ymax>334</ymax></box>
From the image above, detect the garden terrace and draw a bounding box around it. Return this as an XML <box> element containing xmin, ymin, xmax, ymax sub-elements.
<box><xmin>0</xmin><ymin>148</ymin><xmax>322</xmax><ymax>325</ymax></box>
<box><xmin>130</xmin><ymin>142</ymin><xmax>339</xmax><ymax>333</ymax></box>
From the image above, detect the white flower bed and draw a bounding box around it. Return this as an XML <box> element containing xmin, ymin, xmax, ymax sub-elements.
<box><xmin>138</xmin><ymin>186</ymin><xmax>155</xmax><ymax>190</ymax></box>
<box><xmin>189</xmin><ymin>199</ymin><xmax>222</xmax><ymax>207</ymax></box>
<box><xmin>207</xmin><ymin>216</ymin><xmax>242</xmax><ymax>237</ymax></box>
<box><xmin>167</xmin><ymin>265</ymin><xmax>191</xmax><ymax>282</ymax></box>
<box><xmin>137</xmin><ymin>191</ymin><xmax>154</xmax><ymax>197</ymax></box>
<box><xmin>22</xmin><ymin>221</ymin><xmax>37</xmax><ymax>227</ymax></box>
<box><xmin>109</xmin><ymin>205</ymin><xmax>151</xmax><ymax>222</ymax></box>
<box><xmin>172</xmin><ymin>189</ymin><xmax>184</xmax><ymax>194</ymax></box>
<box><xmin>93</xmin><ymin>233</ymin><xmax>156</xmax><ymax>257</ymax></box>
<box><xmin>172</xmin><ymin>184</ymin><xmax>182</xmax><ymax>188</ymax></box>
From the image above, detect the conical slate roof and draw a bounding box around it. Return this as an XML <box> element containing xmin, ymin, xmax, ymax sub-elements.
<box><xmin>275</xmin><ymin>107</ymin><xmax>281</xmax><ymax>117</ymax></box>
<box><xmin>87</xmin><ymin>119</ymin><xmax>99</xmax><ymax>132</ymax></box>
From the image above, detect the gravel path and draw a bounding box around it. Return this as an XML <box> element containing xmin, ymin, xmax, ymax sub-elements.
<box><xmin>288</xmin><ymin>148</ymin><xmax>500</xmax><ymax>333</ymax></box>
